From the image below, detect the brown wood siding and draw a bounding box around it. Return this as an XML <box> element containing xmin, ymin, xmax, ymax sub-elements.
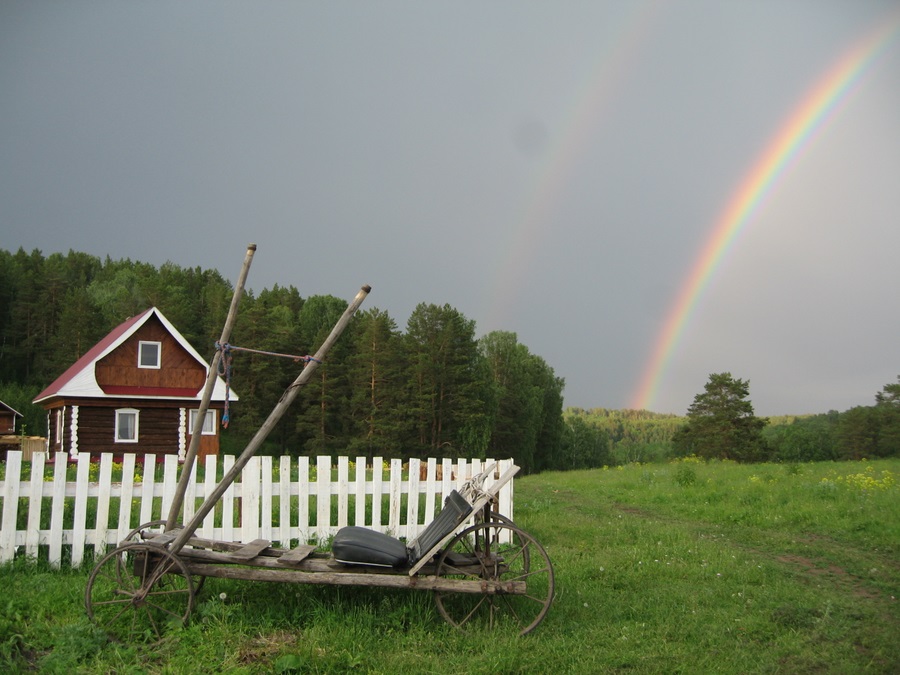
<box><xmin>75</xmin><ymin>403</ymin><xmax>181</xmax><ymax>456</ymax></box>
<box><xmin>95</xmin><ymin>314</ymin><xmax>206</xmax><ymax>391</ymax></box>
<box><xmin>192</xmin><ymin>434</ymin><xmax>220</xmax><ymax>458</ymax></box>
<box><xmin>0</xmin><ymin>413</ymin><xmax>15</xmax><ymax>434</ymax></box>
<box><xmin>39</xmin><ymin>398</ymin><xmax>223</xmax><ymax>459</ymax></box>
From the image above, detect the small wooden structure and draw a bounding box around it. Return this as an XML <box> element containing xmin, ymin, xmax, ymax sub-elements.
<box><xmin>32</xmin><ymin>307</ymin><xmax>234</xmax><ymax>460</ymax></box>
<box><xmin>0</xmin><ymin>401</ymin><xmax>28</xmax><ymax>461</ymax></box>
<box><xmin>0</xmin><ymin>400</ymin><xmax>21</xmax><ymax>435</ymax></box>
<box><xmin>83</xmin><ymin>246</ymin><xmax>554</xmax><ymax>641</ymax></box>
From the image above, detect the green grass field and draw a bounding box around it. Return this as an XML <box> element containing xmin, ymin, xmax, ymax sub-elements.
<box><xmin>2</xmin><ymin>458</ymin><xmax>897</xmax><ymax>673</ymax></box>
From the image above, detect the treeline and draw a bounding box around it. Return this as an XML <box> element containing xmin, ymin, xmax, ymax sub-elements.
<box><xmin>0</xmin><ymin>248</ymin><xmax>570</xmax><ymax>472</ymax></box>
<box><xmin>564</xmin><ymin>382</ymin><xmax>900</xmax><ymax>464</ymax></box>
<box><xmin>564</xmin><ymin>408</ymin><xmax>683</xmax><ymax>464</ymax></box>
<box><xmin>4</xmin><ymin>248</ymin><xmax>894</xmax><ymax>470</ymax></box>
<box><xmin>761</xmin><ymin>395</ymin><xmax>900</xmax><ymax>462</ymax></box>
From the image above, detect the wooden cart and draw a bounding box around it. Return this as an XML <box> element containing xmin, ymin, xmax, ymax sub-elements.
<box><xmin>84</xmin><ymin>246</ymin><xmax>554</xmax><ymax>640</ymax></box>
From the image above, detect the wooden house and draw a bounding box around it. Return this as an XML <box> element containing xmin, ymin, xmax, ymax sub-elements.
<box><xmin>33</xmin><ymin>307</ymin><xmax>236</xmax><ymax>460</ymax></box>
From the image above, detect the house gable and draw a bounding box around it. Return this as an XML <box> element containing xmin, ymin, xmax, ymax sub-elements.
<box><xmin>33</xmin><ymin>307</ymin><xmax>235</xmax><ymax>404</ymax></box>
<box><xmin>95</xmin><ymin>313</ymin><xmax>206</xmax><ymax>397</ymax></box>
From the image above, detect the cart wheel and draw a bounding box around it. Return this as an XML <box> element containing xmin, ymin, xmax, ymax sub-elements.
<box><xmin>85</xmin><ymin>542</ymin><xmax>195</xmax><ymax>642</ymax></box>
<box><xmin>434</xmin><ymin>522</ymin><xmax>554</xmax><ymax>636</ymax></box>
<box><xmin>123</xmin><ymin>518</ymin><xmax>175</xmax><ymax>543</ymax></box>
<box><xmin>478</xmin><ymin>510</ymin><xmax>516</xmax><ymax>527</ymax></box>
<box><xmin>122</xmin><ymin>519</ymin><xmax>206</xmax><ymax>595</ymax></box>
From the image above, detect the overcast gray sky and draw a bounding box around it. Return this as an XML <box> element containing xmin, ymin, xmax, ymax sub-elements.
<box><xmin>2</xmin><ymin>1</ymin><xmax>898</xmax><ymax>416</ymax></box>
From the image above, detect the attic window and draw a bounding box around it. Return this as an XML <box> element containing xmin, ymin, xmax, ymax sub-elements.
<box><xmin>138</xmin><ymin>341</ymin><xmax>161</xmax><ymax>369</ymax></box>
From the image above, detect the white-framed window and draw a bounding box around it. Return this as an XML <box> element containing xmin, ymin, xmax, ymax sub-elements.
<box><xmin>55</xmin><ymin>408</ymin><xmax>64</xmax><ymax>444</ymax></box>
<box><xmin>189</xmin><ymin>409</ymin><xmax>217</xmax><ymax>435</ymax></box>
<box><xmin>115</xmin><ymin>408</ymin><xmax>140</xmax><ymax>443</ymax></box>
<box><xmin>138</xmin><ymin>341</ymin><xmax>161</xmax><ymax>368</ymax></box>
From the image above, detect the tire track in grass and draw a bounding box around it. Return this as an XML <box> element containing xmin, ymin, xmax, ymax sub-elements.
<box><xmin>612</xmin><ymin>501</ymin><xmax>899</xmax><ymax>632</ymax></box>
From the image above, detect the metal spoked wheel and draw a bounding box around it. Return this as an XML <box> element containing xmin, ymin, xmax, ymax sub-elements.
<box><xmin>434</xmin><ymin>522</ymin><xmax>554</xmax><ymax>636</ymax></box>
<box><xmin>123</xmin><ymin>519</ymin><xmax>205</xmax><ymax>594</ymax></box>
<box><xmin>123</xmin><ymin>518</ymin><xmax>170</xmax><ymax>544</ymax></box>
<box><xmin>85</xmin><ymin>542</ymin><xmax>195</xmax><ymax>642</ymax></box>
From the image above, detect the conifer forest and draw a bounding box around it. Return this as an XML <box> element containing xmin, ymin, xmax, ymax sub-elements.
<box><xmin>1</xmin><ymin>248</ymin><xmax>896</xmax><ymax>469</ymax></box>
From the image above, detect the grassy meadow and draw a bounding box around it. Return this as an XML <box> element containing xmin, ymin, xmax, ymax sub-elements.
<box><xmin>1</xmin><ymin>458</ymin><xmax>898</xmax><ymax>673</ymax></box>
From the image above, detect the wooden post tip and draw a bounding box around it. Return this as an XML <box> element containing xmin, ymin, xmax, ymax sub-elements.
<box><xmin>248</xmin><ymin>243</ymin><xmax>257</xmax><ymax>251</ymax></box>
<box><xmin>362</xmin><ymin>285</ymin><xmax>372</xmax><ymax>293</ymax></box>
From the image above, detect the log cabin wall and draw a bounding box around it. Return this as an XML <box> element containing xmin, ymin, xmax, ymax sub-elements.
<box><xmin>76</xmin><ymin>402</ymin><xmax>181</xmax><ymax>455</ymax></box>
<box><xmin>95</xmin><ymin>314</ymin><xmax>206</xmax><ymax>391</ymax></box>
<box><xmin>192</xmin><ymin>433</ymin><xmax>220</xmax><ymax>458</ymax></box>
<box><xmin>46</xmin><ymin>400</ymin><xmax>224</xmax><ymax>458</ymax></box>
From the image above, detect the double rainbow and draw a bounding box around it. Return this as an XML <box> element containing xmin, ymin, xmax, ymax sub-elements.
<box><xmin>630</xmin><ymin>9</ymin><xmax>900</xmax><ymax>411</ymax></box>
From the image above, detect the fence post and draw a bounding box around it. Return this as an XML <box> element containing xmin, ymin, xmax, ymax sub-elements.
<box><xmin>0</xmin><ymin>451</ymin><xmax>23</xmax><ymax>563</ymax></box>
<box><xmin>221</xmin><ymin>454</ymin><xmax>236</xmax><ymax>542</ymax></box>
<box><xmin>371</xmin><ymin>457</ymin><xmax>383</xmax><ymax>531</ymax></box>
<box><xmin>388</xmin><ymin>458</ymin><xmax>402</xmax><ymax>537</ymax></box>
<box><xmin>117</xmin><ymin>454</ymin><xmax>137</xmax><ymax>544</ymax></box>
<box><xmin>407</xmin><ymin>458</ymin><xmax>421</xmax><ymax>539</ymax></box>
<box><xmin>337</xmin><ymin>456</ymin><xmax>349</xmax><ymax>529</ymax></box>
<box><xmin>26</xmin><ymin>452</ymin><xmax>45</xmax><ymax>558</ymax></box>
<box><xmin>354</xmin><ymin>456</ymin><xmax>366</xmax><ymax>528</ymax></box>
<box><xmin>200</xmin><ymin>454</ymin><xmax>217</xmax><ymax>539</ymax></box>
<box><xmin>260</xmin><ymin>456</ymin><xmax>273</xmax><ymax>542</ymax></box>
<box><xmin>48</xmin><ymin>453</ymin><xmax>67</xmax><ymax>568</ymax></box>
<box><xmin>242</xmin><ymin>456</ymin><xmax>261</xmax><ymax>543</ymax></box>
<box><xmin>139</xmin><ymin>455</ymin><xmax>157</xmax><ymax>527</ymax></box>
<box><xmin>297</xmin><ymin>456</ymin><xmax>310</xmax><ymax>543</ymax></box>
<box><xmin>278</xmin><ymin>455</ymin><xmax>292</xmax><ymax>545</ymax></box>
<box><xmin>316</xmin><ymin>456</ymin><xmax>331</xmax><ymax>542</ymax></box>
<box><xmin>92</xmin><ymin>453</ymin><xmax>113</xmax><ymax>556</ymax></box>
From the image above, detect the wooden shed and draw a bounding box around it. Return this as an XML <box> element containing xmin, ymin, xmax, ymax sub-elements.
<box><xmin>0</xmin><ymin>400</ymin><xmax>21</xmax><ymax>435</ymax></box>
<box><xmin>33</xmin><ymin>307</ymin><xmax>236</xmax><ymax>460</ymax></box>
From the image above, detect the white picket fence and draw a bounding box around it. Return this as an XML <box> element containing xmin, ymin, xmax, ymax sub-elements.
<box><xmin>0</xmin><ymin>451</ymin><xmax>514</xmax><ymax>569</ymax></box>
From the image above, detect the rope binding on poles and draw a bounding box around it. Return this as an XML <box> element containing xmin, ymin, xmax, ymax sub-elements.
<box><xmin>214</xmin><ymin>341</ymin><xmax>322</xmax><ymax>428</ymax></box>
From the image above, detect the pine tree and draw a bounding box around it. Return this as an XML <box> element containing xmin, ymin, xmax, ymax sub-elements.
<box><xmin>673</xmin><ymin>372</ymin><xmax>768</xmax><ymax>461</ymax></box>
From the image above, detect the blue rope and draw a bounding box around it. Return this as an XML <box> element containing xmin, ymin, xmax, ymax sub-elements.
<box><xmin>216</xmin><ymin>341</ymin><xmax>233</xmax><ymax>428</ymax></box>
<box><xmin>214</xmin><ymin>342</ymin><xmax>322</xmax><ymax>428</ymax></box>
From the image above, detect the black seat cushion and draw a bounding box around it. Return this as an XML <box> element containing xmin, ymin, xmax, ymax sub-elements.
<box><xmin>332</xmin><ymin>526</ymin><xmax>409</xmax><ymax>567</ymax></box>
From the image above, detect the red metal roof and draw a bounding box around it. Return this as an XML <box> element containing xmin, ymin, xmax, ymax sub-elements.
<box><xmin>32</xmin><ymin>307</ymin><xmax>235</xmax><ymax>405</ymax></box>
<box><xmin>33</xmin><ymin>309</ymin><xmax>151</xmax><ymax>403</ymax></box>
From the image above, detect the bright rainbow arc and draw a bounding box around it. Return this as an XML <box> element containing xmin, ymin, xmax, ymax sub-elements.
<box><xmin>630</xmin><ymin>11</ymin><xmax>900</xmax><ymax>412</ymax></box>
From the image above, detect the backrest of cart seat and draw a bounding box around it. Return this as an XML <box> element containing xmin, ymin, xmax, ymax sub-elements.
<box><xmin>407</xmin><ymin>490</ymin><xmax>472</xmax><ymax>563</ymax></box>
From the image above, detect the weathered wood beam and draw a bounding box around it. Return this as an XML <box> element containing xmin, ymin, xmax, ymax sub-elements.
<box><xmin>168</xmin><ymin>285</ymin><xmax>371</xmax><ymax>555</ymax></box>
<box><xmin>166</xmin><ymin>243</ymin><xmax>256</xmax><ymax>530</ymax></box>
<box><xmin>183</xmin><ymin>561</ymin><xmax>526</xmax><ymax>594</ymax></box>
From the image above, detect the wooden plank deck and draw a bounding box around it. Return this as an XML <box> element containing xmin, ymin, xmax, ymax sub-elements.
<box><xmin>229</xmin><ymin>538</ymin><xmax>271</xmax><ymax>562</ymax></box>
<box><xmin>277</xmin><ymin>544</ymin><xmax>316</xmax><ymax>566</ymax></box>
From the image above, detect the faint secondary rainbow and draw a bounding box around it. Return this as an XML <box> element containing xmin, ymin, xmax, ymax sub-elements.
<box><xmin>631</xmin><ymin>10</ymin><xmax>900</xmax><ymax>412</ymax></box>
<box><xmin>483</xmin><ymin>1</ymin><xmax>666</xmax><ymax>329</ymax></box>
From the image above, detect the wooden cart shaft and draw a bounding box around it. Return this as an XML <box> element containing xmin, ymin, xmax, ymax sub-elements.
<box><xmin>182</xmin><ymin>561</ymin><xmax>526</xmax><ymax>595</ymax></box>
<box><xmin>138</xmin><ymin>531</ymin><xmax>526</xmax><ymax>595</ymax></box>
